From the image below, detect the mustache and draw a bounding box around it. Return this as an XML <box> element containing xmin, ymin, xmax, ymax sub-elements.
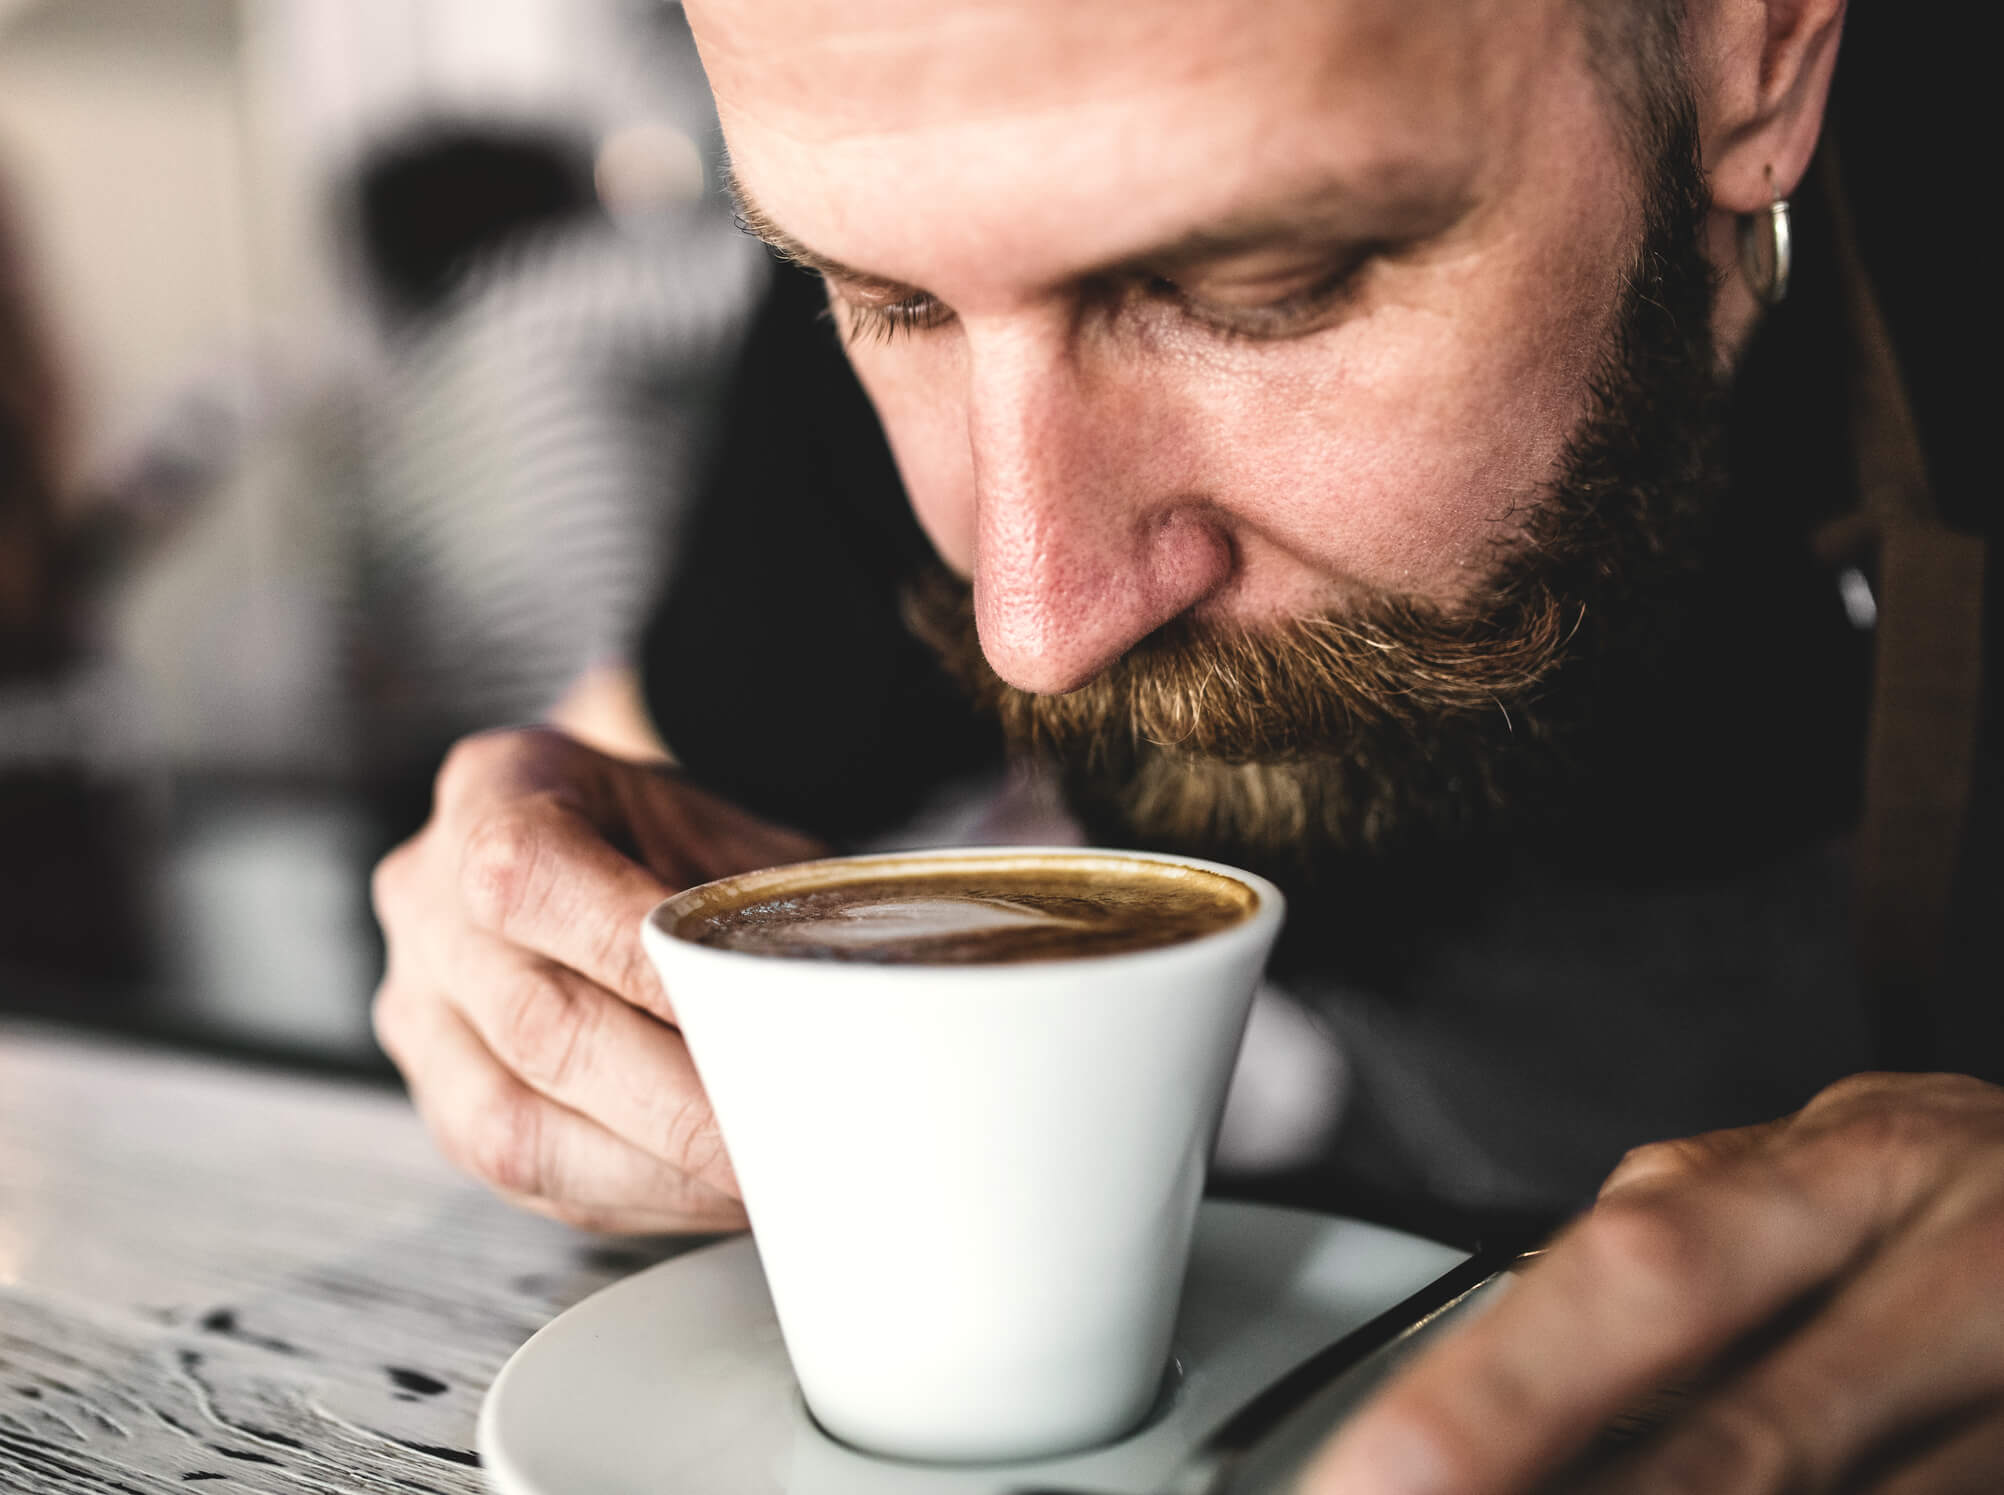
<box><xmin>905</xmin><ymin>569</ymin><xmax>1581</xmax><ymax>766</ymax></box>
<box><xmin>902</xmin><ymin>566</ymin><xmax>1590</xmax><ymax>871</ymax></box>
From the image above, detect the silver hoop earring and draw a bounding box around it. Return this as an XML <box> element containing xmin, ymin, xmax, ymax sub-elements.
<box><xmin>1738</xmin><ymin>168</ymin><xmax>1792</xmax><ymax>306</ymax></box>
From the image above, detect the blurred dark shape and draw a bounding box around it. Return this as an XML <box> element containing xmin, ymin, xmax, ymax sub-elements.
<box><xmin>1</xmin><ymin>169</ymin><xmax>148</xmax><ymax>992</ymax></box>
<box><xmin>0</xmin><ymin>770</ymin><xmax>150</xmax><ymax>991</ymax></box>
<box><xmin>1834</xmin><ymin>0</ymin><xmax>1991</xmax><ymax>544</ymax></box>
<box><xmin>351</xmin><ymin>124</ymin><xmax>602</xmax><ymax>323</ymax></box>
<box><xmin>0</xmin><ymin>167</ymin><xmax>68</xmax><ymax>682</ymax></box>
<box><xmin>646</xmin><ymin>264</ymin><xmax>1005</xmax><ymax>844</ymax></box>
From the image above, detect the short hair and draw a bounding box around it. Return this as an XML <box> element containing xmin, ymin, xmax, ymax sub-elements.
<box><xmin>1575</xmin><ymin>0</ymin><xmax>1695</xmax><ymax>165</ymax></box>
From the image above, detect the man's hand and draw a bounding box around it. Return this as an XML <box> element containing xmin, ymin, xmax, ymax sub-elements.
<box><xmin>1300</xmin><ymin>1072</ymin><xmax>2004</xmax><ymax>1494</ymax></box>
<box><xmin>371</xmin><ymin>727</ymin><xmax>825</xmax><ymax>1233</ymax></box>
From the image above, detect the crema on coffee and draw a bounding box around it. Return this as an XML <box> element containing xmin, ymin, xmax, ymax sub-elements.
<box><xmin>674</xmin><ymin>856</ymin><xmax>1255</xmax><ymax>965</ymax></box>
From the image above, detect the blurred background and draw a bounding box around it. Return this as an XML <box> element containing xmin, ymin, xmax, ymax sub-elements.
<box><xmin>0</xmin><ymin>0</ymin><xmax>764</xmax><ymax>1070</ymax></box>
<box><xmin>0</xmin><ymin>0</ymin><xmax>1975</xmax><ymax>1098</ymax></box>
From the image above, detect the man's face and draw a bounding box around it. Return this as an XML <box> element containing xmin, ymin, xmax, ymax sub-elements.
<box><xmin>691</xmin><ymin>0</ymin><xmax>1650</xmax><ymax>696</ymax></box>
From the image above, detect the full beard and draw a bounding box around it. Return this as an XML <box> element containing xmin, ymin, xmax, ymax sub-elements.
<box><xmin>907</xmin><ymin>109</ymin><xmax>1730</xmax><ymax>886</ymax></box>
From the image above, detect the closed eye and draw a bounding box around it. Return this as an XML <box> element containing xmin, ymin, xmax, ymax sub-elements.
<box><xmin>831</xmin><ymin>287</ymin><xmax>956</xmax><ymax>345</ymax></box>
<box><xmin>1140</xmin><ymin>249</ymin><xmax>1379</xmax><ymax>342</ymax></box>
<box><xmin>825</xmin><ymin>246</ymin><xmax>1381</xmax><ymax>348</ymax></box>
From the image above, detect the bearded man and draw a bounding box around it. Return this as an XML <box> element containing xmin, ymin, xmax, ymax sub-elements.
<box><xmin>370</xmin><ymin>0</ymin><xmax>2004</xmax><ymax>1487</ymax></box>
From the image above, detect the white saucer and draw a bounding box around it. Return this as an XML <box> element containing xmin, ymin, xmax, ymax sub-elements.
<box><xmin>478</xmin><ymin>1199</ymin><xmax>1468</xmax><ymax>1495</ymax></box>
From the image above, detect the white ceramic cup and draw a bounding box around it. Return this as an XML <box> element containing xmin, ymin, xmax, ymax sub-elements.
<box><xmin>640</xmin><ymin>846</ymin><xmax>1284</xmax><ymax>1465</ymax></box>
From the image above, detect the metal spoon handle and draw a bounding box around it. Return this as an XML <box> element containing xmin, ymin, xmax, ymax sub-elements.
<box><xmin>1168</xmin><ymin>1236</ymin><xmax>1538</xmax><ymax>1494</ymax></box>
<box><xmin>1016</xmin><ymin>1235</ymin><xmax>1542</xmax><ymax>1495</ymax></box>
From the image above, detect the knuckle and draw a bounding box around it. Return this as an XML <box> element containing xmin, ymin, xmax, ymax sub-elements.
<box><xmin>368</xmin><ymin>842</ymin><xmax>412</xmax><ymax>924</ymax></box>
<box><xmin>462</xmin><ymin>1083</ymin><xmax>552</xmax><ymax>1200</ymax></box>
<box><xmin>493</xmin><ymin>970</ymin><xmax>594</xmax><ymax>1095</ymax></box>
<box><xmin>659</xmin><ymin>1090</ymin><xmax>730</xmax><ymax>1181</ymax></box>
<box><xmin>439</xmin><ymin>725</ymin><xmax>568</xmax><ymax>793</ymax></box>
<box><xmin>1823</xmin><ymin>1099</ymin><xmax>1955</xmax><ymax>1167</ymax></box>
<box><xmin>438</xmin><ymin>728</ymin><xmax>521</xmax><ymax>788</ymax></box>
<box><xmin>370</xmin><ymin>982</ymin><xmax>411</xmax><ymax>1065</ymax></box>
<box><xmin>1927</xmin><ymin>1071</ymin><xmax>2004</xmax><ymax>1104</ymax></box>
<box><xmin>459</xmin><ymin>805</ymin><xmax>550</xmax><ymax>935</ymax></box>
<box><xmin>1614</xmin><ymin>1138</ymin><xmax>1681</xmax><ymax>1175</ymax></box>
<box><xmin>1604</xmin><ymin>1137</ymin><xmax>1699</xmax><ymax>1194</ymax></box>
<box><xmin>1795</xmin><ymin>1077</ymin><xmax>2004</xmax><ymax>1198</ymax></box>
<box><xmin>1812</xmin><ymin>1070</ymin><xmax>1905</xmax><ymax>1106</ymax></box>
<box><xmin>1581</xmin><ymin>1197</ymin><xmax>1711</xmax><ymax>1310</ymax></box>
<box><xmin>1908</xmin><ymin>1074</ymin><xmax>2004</xmax><ymax>1139</ymax></box>
<box><xmin>1805</xmin><ymin>1072</ymin><xmax>1993</xmax><ymax>1133</ymax></box>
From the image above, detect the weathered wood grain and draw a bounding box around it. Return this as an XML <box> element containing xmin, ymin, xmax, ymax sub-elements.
<box><xmin>0</xmin><ymin>1022</ymin><xmax>712</xmax><ymax>1492</ymax></box>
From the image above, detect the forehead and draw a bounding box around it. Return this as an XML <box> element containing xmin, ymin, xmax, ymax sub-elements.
<box><xmin>689</xmin><ymin>0</ymin><xmax>1587</xmax><ymax>290</ymax></box>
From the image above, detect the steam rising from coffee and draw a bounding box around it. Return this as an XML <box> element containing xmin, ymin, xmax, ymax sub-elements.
<box><xmin>908</xmin><ymin>109</ymin><xmax>1729</xmax><ymax>878</ymax></box>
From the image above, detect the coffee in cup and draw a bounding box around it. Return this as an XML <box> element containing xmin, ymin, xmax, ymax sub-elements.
<box><xmin>672</xmin><ymin>856</ymin><xmax>1255</xmax><ymax>964</ymax></box>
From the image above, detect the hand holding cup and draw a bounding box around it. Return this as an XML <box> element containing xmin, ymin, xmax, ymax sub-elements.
<box><xmin>370</xmin><ymin>727</ymin><xmax>825</xmax><ymax>1233</ymax></box>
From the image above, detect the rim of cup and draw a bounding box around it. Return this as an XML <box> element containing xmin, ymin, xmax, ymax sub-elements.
<box><xmin>642</xmin><ymin>844</ymin><xmax>1286</xmax><ymax>977</ymax></box>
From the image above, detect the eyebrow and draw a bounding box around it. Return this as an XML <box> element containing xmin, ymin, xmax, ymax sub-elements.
<box><xmin>726</xmin><ymin>166</ymin><xmax>1464</xmax><ymax>294</ymax></box>
<box><xmin>730</xmin><ymin>172</ymin><xmax>897</xmax><ymax>289</ymax></box>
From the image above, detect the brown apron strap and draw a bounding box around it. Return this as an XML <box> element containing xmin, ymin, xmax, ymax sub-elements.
<box><xmin>1819</xmin><ymin>147</ymin><xmax>1988</xmax><ymax>1004</ymax></box>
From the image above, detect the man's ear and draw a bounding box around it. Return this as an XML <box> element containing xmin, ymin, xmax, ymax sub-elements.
<box><xmin>1691</xmin><ymin>0</ymin><xmax>1848</xmax><ymax>208</ymax></box>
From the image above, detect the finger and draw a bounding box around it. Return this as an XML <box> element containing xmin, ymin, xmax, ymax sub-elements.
<box><xmin>476</xmin><ymin>726</ymin><xmax>822</xmax><ymax>885</ymax></box>
<box><xmin>383</xmin><ymin>981</ymin><xmax>745</xmax><ymax>1230</ymax></box>
<box><xmin>382</xmin><ymin>964</ymin><xmax>725</xmax><ymax>1234</ymax></box>
<box><xmin>1296</xmin><ymin>1147</ymin><xmax>1887</xmax><ymax>1495</ymax></box>
<box><xmin>618</xmin><ymin>768</ymin><xmax>828</xmax><ymax>886</ymax></box>
<box><xmin>1597</xmin><ymin>1072</ymin><xmax>2004</xmax><ymax>1209</ymax></box>
<box><xmin>1870</xmin><ymin>1405</ymin><xmax>2004</xmax><ymax>1495</ymax></box>
<box><xmin>1598</xmin><ymin>1120</ymin><xmax>1787</xmax><ymax>1202</ymax></box>
<box><xmin>495</xmin><ymin>1187</ymin><xmax>731</xmax><ymax>1238</ymax></box>
<box><xmin>456</xmin><ymin>792</ymin><xmax>676</xmax><ymax>1018</ymax></box>
<box><xmin>1587</xmin><ymin>1193</ymin><xmax>2004</xmax><ymax>1494</ymax></box>
<box><xmin>440</xmin><ymin>923</ymin><xmax>740</xmax><ymax>1198</ymax></box>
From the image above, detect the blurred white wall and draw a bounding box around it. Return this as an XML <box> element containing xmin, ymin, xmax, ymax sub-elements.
<box><xmin>264</xmin><ymin>0</ymin><xmax>615</xmax><ymax>168</ymax></box>
<box><xmin>0</xmin><ymin>0</ymin><xmax>711</xmax><ymax>477</ymax></box>
<box><xmin>0</xmin><ymin>0</ymin><xmax>352</xmax><ymax>775</ymax></box>
<box><xmin>0</xmin><ymin>0</ymin><xmax>266</xmax><ymax>476</ymax></box>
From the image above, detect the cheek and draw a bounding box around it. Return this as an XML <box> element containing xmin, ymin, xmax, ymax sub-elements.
<box><xmin>1193</xmin><ymin>258</ymin><xmax>1615</xmax><ymax>600</ymax></box>
<box><xmin>846</xmin><ymin>339</ymin><xmax>979</xmax><ymax>574</ymax></box>
<box><xmin>1192</xmin><ymin>122</ymin><xmax>1637</xmax><ymax>604</ymax></box>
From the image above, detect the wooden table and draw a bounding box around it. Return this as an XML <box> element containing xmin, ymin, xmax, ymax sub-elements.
<box><xmin>0</xmin><ymin>1021</ymin><xmax>709</xmax><ymax>1493</ymax></box>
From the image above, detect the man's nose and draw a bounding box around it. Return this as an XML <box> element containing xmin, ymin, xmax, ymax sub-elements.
<box><xmin>963</xmin><ymin>318</ymin><xmax>1231</xmax><ymax>695</ymax></box>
